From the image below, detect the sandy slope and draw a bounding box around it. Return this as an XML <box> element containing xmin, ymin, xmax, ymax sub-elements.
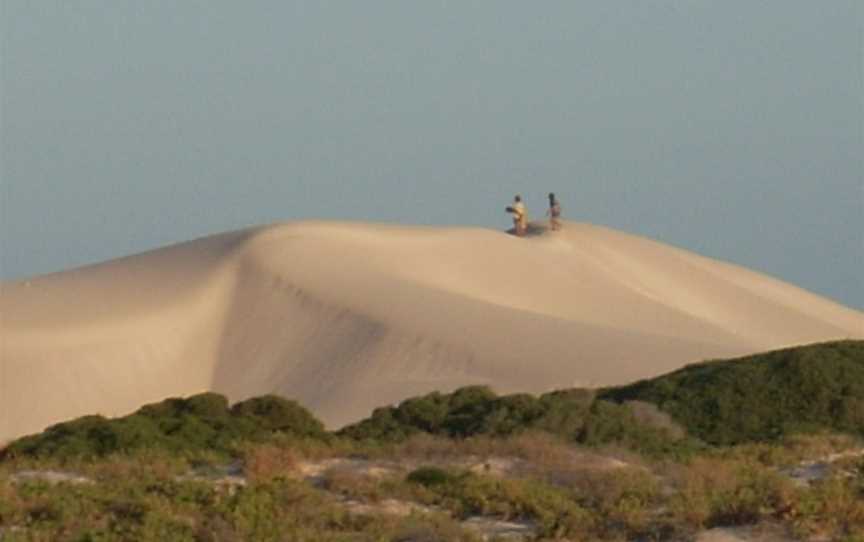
<box><xmin>1</xmin><ymin>221</ymin><xmax>862</xmax><ymax>442</ymax></box>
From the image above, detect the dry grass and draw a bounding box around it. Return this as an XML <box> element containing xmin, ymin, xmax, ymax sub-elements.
<box><xmin>664</xmin><ymin>457</ymin><xmax>797</xmax><ymax>530</ymax></box>
<box><xmin>625</xmin><ymin>400</ymin><xmax>686</xmax><ymax>440</ymax></box>
<box><xmin>241</xmin><ymin>443</ymin><xmax>300</xmax><ymax>483</ymax></box>
<box><xmin>87</xmin><ymin>450</ymin><xmax>188</xmax><ymax>483</ymax></box>
<box><xmin>319</xmin><ymin>464</ymin><xmax>396</xmax><ymax>503</ymax></box>
<box><xmin>719</xmin><ymin>433</ymin><xmax>864</xmax><ymax>468</ymax></box>
<box><xmin>564</xmin><ymin>466</ymin><xmax>662</xmax><ymax>537</ymax></box>
<box><xmin>381</xmin><ymin>431</ymin><xmax>573</xmax><ymax>461</ymax></box>
<box><xmin>789</xmin><ymin>476</ymin><xmax>864</xmax><ymax>540</ymax></box>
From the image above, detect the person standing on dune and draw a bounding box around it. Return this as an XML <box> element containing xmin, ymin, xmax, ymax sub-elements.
<box><xmin>547</xmin><ymin>192</ymin><xmax>562</xmax><ymax>231</ymax></box>
<box><xmin>507</xmin><ymin>195</ymin><xmax>528</xmax><ymax>236</ymax></box>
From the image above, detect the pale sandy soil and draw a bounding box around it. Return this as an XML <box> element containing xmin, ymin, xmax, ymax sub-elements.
<box><xmin>2</xmin><ymin>220</ymin><xmax>862</xmax><ymax>442</ymax></box>
<box><xmin>694</xmin><ymin>525</ymin><xmax>795</xmax><ymax>542</ymax></box>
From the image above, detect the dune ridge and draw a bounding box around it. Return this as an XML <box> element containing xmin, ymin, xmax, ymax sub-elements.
<box><xmin>1</xmin><ymin>220</ymin><xmax>862</xmax><ymax>442</ymax></box>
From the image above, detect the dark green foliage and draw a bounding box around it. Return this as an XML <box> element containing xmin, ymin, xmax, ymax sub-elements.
<box><xmin>340</xmin><ymin>385</ymin><xmax>687</xmax><ymax>457</ymax></box>
<box><xmin>338</xmin><ymin>386</ymin><xmax>503</xmax><ymax>442</ymax></box>
<box><xmin>230</xmin><ymin>395</ymin><xmax>326</xmax><ymax>436</ymax></box>
<box><xmin>578</xmin><ymin>401</ymin><xmax>697</xmax><ymax>458</ymax></box>
<box><xmin>406</xmin><ymin>466</ymin><xmax>454</xmax><ymax>487</ymax></box>
<box><xmin>136</xmin><ymin>392</ymin><xmax>230</xmax><ymax>421</ymax></box>
<box><xmin>579</xmin><ymin>401</ymin><xmax>638</xmax><ymax>444</ymax></box>
<box><xmin>2</xmin><ymin>393</ymin><xmax>325</xmax><ymax>461</ymax></box>
<box><xmin>340</xmin><ymin>341</ymin><xmax>863</xmax><ymax>453</ymax></box>
<box><xmin>185</xmin><ymin>393</ymin><xmax>231</xmax><ymax>418</ymax></box>
<box><xmin>601</xmin><ymin>340</ymin><xmax>864</xmax><ymax>445</ymax></box>
<box><xmin>6</xmin><ymin>416</ymin><xmax>118</xmax><ymax>459</ymax></box>
<box><xmin>533</xmin><ymin>389</ymin><xmax>595</xmax><ymax>435</ymax></box>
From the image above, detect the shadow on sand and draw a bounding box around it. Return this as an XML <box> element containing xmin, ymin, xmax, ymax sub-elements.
<box><xmin>506</xmin><ymin>221</ymin><xmax>556</xmax><ymax>238</ymax></box>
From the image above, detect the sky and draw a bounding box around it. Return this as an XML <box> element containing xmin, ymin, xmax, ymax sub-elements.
<box><xmin>1</xmin><ymin>1</ymin><xmax>862</xmax><ymax>310</ymax></box>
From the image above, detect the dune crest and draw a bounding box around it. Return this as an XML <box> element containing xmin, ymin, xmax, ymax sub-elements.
<box><xmin>2</xmin><ymin>220</ymin><xmax>862</xmax><ymax>442</ymax></box>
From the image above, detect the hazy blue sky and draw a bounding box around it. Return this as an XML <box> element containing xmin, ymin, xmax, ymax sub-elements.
<box><xmin>2</xmin><ymin>1</ymin><xmax>862</xmax><ymax>309</ymax></box>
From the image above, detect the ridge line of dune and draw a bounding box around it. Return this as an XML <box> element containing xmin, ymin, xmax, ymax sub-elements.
<box><xmin>2</xmin><ymin>220</ymin><xmax>862</xmax><ymax>441</ymax></box>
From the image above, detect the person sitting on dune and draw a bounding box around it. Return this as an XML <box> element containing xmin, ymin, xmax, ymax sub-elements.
<box><xmin>506</xmin><ymin>195</ymin><xmax>528</xmax><ymax>236</ymax></box>
<box><xmin>547</xmin><ymin>192</ymin><xmax>562</xmax><ymax>231</ymax></box>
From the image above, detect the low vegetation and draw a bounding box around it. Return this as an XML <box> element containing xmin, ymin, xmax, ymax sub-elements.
<box><xmin>1</xmin><ymin>340</ymin><xmax>862</xmax><ymax>540</ymax></box>
<box><xmin>1</xmin><ymin>432</ymin><xmax>862</xmax><ymax>541</ymax></box>
<box><xmin>339</xmin><ymin>386</ymin><xmax>696</xmax><ymax>459</ymax></box>
<box><xmin>601</xmin><ymin>340</ymin><xmax>864</xmax><ymax>445</ymax></box>
<box><xmin>2</xmin><ymin>393</ymin><xmax>326</xmax><ymax>461</ymax></box>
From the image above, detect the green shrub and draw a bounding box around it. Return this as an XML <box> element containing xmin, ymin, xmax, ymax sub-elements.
<box><xmin>341</xmin><ymin>385</ymin><xmax>694</xmax><ymax>458</ymax></box>
<box><xmin>230</xmin><ymin>395</ymin><xmax>326</xmax><ymax>437</ymax></box>
<box><xmin>789</xmin><ymin>476</ymin><xmax>864</xmax><ymax>540</ymax></box>
<box><xmin>666</xmin><ymin>457</ymin><xmax>796</xmax><ymax>530</ymax></box>
<box><xmin>533</xmin><ymin>388</ymin><xmax>596</xmax><ymax>436</ymax></box>
<box><xmin>345</xmin><ymin>340</ymin><xmax>863</xmax><ymax>451</ymax></box>
<box><xmin>579</xmin><ymin>400</ymin><xmax>696</xmax><ymax>458</ymax></box>
<box><xmin>4</xmin><ymin>466</ymin><xmax>486</xmax><ymax>542</ymax></box>
<box><xmin>341</xmin><ymin>386</ymin><xmax>582</xmax><ymax>442</ymax></box>
<box><xmin>184</xmin><ymin>393</ymin><xmax>231</xmax><ymax>419</ymax></box>
<box><xmin>406</xmin><ymin>466</ymin><xmax>454</xmax><ymax>487</ymax></box>
<box><xmin>405</xmin><ymin>469</ymin><xmax>594</xmax><ymax>539</ymax></box>
<box><xmin>2</xmin><ymin>393</ymin><xmax>326</xmax><ymax>461</ymax></box>
<box><xmin>566</xmin><ymin>467</ymin><xmax>663</xmax><ymax>539</ymax></box>
<box><xmin>601</xmin><ymin>340</ymin><xmax>864</xmax><ymax>445</ymax></box>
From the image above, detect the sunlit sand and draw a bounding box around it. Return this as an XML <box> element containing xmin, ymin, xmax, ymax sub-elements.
<box><xmin>2</xmin><ymin>220</ymin><xmax>861</xmax><ymax>442</ymax></box>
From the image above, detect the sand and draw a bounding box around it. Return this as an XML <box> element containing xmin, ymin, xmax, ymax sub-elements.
<box><xmin>1</xmin><ymin>220</ymin><xmax>862</xmax><ymax>442</ymax></box>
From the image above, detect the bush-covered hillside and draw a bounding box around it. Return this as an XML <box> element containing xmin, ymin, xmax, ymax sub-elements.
<box><xmin>600</xmin><ymin>340</ymin><xmax>864</xmax><ymax>445</ymax></box>
<box><xmin>338</xmin><ymin>386</ymin><xmax>691</xmax><ymax>457</ymax></box>
<box><xmin>3</xmin><ymin>341</ymin><xmax>862</xmax><ymax>461</ymax></box>
<box><xmin>341</xmin><ymin>341</ymin><xmax>864</xmax><ymax>448</ymax></box>
<box><xmin>2</xmin><ymin>393</ymin><xmax>326</xmax><ymax>461</ymax></box>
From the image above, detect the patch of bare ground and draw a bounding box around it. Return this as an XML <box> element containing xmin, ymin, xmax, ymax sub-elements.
<box><xmin>287</xmin><ymin>434</ymin><xmax>641</xmax><ymax>496</ymax></box>
<box><xmin>341</xmin><ymin>497</ymin><xmax>433</xmax><ymax>517</ymax></box>
<box><xmin>297</xmin><ymin>457</ymin><xmax>404</xmax><ymax>485</ymax></box>
<box><xmin>384</xmin><ymin>432</ymin><xmax>639</xmax><ymax>481</ymax></box>
<box><xmin>461</xmin><ymin>516</ymin><xmax>537</xmax><ymax>540</ymax></box>
<box><xmin>694</xmin><ymin>523</ymin><xmax>795</xmax><ymax>542</ymax></box>
<box><xmin>281</xmin><ymin>435</ymin><xmax>653</xmax><ymax>541</ymax></box>
<box><xmin>341</xmin><ymin>497</ymin><xmax>539</xmax><ymax>541</ymax></box>
<box><xmin>8</xmin><ymin>470</ymin><xmax>93</xmax><ymax>485</ymax></box>
<box><xmin>176</xmin><ymin>459</ymin><xmax>247</xmax><ymax>488</ymax></box>
<box><xmin>780</xmin><ymin>448</ymin><xmax>864</xmax><ymax>487</ymax></box>
<box><xmin>294</xmin><ymin>459</ymin><xmax>545</xmax><ymax>541</ymax></box>
<box><xmin>336</xmin><ymin>490</ymin><xmax>540</xmax><ymax>541</ymax></box>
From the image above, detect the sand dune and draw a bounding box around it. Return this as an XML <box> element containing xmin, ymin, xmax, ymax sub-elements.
<box><xmin>1</xmin><ymin>221</ymin><xmax>862</xmax><ymax>442</ymax></box>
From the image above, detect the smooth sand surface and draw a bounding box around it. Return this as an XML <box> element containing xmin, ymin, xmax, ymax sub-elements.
<box><xmin>2</xmin><ymin>221</ymin><xmax>862</xmax><ymax>442</ymax></box>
